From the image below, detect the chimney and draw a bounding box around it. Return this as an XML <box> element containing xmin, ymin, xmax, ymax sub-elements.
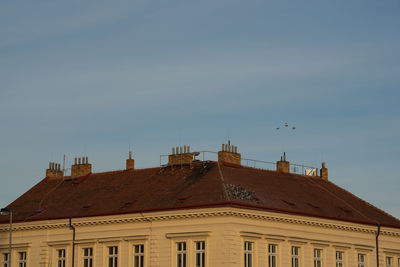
<box><xmin>126</xmin><ymin>151</ymin><xmax>135</xmax><ymax>170</ymax></box>
<box><xmin>320</xmin><ymin>162</ymin><xmax>328</xmax><ymax>180</ymax></box>
<box><xmin>46</xmin><ymin>162</ymin><xmax>63</xmax><ymax>178</ymax></box>
<box><xmin>218</xmin><ymin>143</ymin><xmax>241</xmax><ymax>165</ymax></box>
<box><xmin>71</xmin><ymin>156</ymin><xmax>92</xmax><ymax>177</ymax></box>
<box><xmin>168</xmin><ymin>145</ymin><xmax>195</xmax><ymax>165</ymax></box>
<box><xmin>276</xmin><ymin>152</ymin><xmax>290</xmax><ymax>173</ymax></box>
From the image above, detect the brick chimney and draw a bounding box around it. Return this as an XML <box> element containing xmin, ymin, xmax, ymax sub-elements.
<box><xmin>46</xmin><ymin>162</ymin><xmax>63</xmax><ymax>178</ymax></box>
<box><xmin>320</xmin><ymin>162</ymin><xmax>328</xmax><ymax>180</ymax></box>
<box><xmin>168</xmin><ymin>145</ymin><xmax>195</xmax><ymax>165</ymax></box>
<box><xmin>276</xmin><ymin>152</ymin><xmax>290</xmax><ymax>173</ymax></box>
<box><xmin>126</xmin><ymin>151</ymin><xmax>134</xmax><ymax>170</ymax></box>
<box><xmin>71</xmin><ymin>156</ymin><xmax>92</xmax><ymax>177</ymax></box>
<box><xmin>218</xmin><ymin>143</ymin><xmax>241</xmax><ymax>165</ymax></box>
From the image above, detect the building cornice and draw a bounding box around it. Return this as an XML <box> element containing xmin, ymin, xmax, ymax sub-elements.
<box><xmin>1</xmin><ymin>207</ymin><xmax>399</xmax><ymax>238</ymax></box>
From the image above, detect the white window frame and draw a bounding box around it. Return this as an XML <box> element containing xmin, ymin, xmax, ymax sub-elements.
<box><xmin>57</xmin><ymin>249</ymin><xmax>66</xmax><ymax>267</ymax></box>
<box><xmin>134</xmin><ymin>244</ymin><xmax>144</xmax><ymax>267</ymax></box>
<box><xmin>244</xmin><ymin>241</ymin><xmax>253</xmax><ymax>267</ymax></box>
<box><xmin>194</xmin><ymin>241</ymin><xmax>205</xmax><ymax>267</ymax></box>
<box><xmin>3</xmin><ymin>253</ymin><xmax>9</xmax><ymax>267</ymax></box>
<box><xmin>335</xmin><ymin>251</ymin><xmax>344</xmax><ymax>267</ymax></box>
<box><xmin>176</xmin><ymin>242</ymin><xmax>187</xmax><ymax>267</ymax></box>
<box><xmin>18</xmin><ymin>251</ymin><xmax>27</xmax><ymax>267</ymax></box>
<box><xmin>166</xmin><ymin>232</ymin><xmax>209</xmax><ymax>267</ymax></box>
<box><xmin>291</xmin><ymin>246</ymin><xmax>300</xmax><ymax>267</ymax></box>
<box><xmin>268</xmin><ymin>244</ymin><xmax>277</xmax><ymax>267</ymax></box>
<box><xmin>314</xmin><ymin>248</ymin><xmax>322</xmax><ymax>267</ymax></box>
<box><xmin>386</xmin><ymin>256</ymin><xmax>393</xmax><ymax>267</ymax></box>
<box><xmin>83</xmin><ymin>247</ymin><xmax>93</xmax><ymax>267</ymax></box>
<box><xmin>358</xmin><ymin>253</ymin><xmax>365</xmax><ymax>267</ymax></box>
<box><xmin>108</xmin><ymin>246</ymin><xmax>118</xmax><ymax>267</ymax></box>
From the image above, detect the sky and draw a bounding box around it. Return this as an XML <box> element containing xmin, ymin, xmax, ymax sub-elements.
<box><xmin>0</xmin><ymin>0</ymin><xmax>399</xmax><ymax>219</ymax></box>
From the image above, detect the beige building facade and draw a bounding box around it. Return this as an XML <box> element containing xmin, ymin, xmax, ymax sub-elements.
<box><xmin>2</xmin><ymin>207</ymin><xmax>400</xmax><ymax>267</ymax></box>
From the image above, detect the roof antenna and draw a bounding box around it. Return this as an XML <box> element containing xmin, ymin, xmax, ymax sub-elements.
<box><xmin>62</xmin><ymin>154</ymin><xmax>66</xmax><ymax>176</ymax></box>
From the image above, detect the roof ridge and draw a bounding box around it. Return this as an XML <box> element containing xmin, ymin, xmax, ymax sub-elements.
<box><xmin>325</xmin><ymin>179</ymin><xmax>400</xmax><ymax>223</ymax></box>
<box><xmin>307</xmin><ymin>177</ymin><xmax>377</xmax><ymax>224</ymax></box>
<box><xmin>217</xmin><ymin>162</ymin><xmax>230</xmax><ymax>201</ymax></box>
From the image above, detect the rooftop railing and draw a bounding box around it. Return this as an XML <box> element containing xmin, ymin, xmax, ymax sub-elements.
<box><xmin>160</xmin><ymin>151</ymin><xmax>319</xmax><ymax>176</ymax></box>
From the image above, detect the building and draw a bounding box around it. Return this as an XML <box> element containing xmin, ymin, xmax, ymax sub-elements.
<box><xmin>1</xmin><ymin>143</ymin><xmax>400</xmax><ymax>267</ymax></box>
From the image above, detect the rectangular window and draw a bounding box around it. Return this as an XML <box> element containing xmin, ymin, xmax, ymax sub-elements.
<box><xmin>57</xmin><ymin>249</ymin><xmax>66</xmax><ymax>267</ymax></box>
<box><xmin>18</xmin><ymin>252</ymin><xmax>27</xmax><ymax>267</ymax></box>
<box><xmin>358</xmin><ymin>254</ymin><xmax>365</xmax><ymax>267</ymax></box>
<box><xmin>176</xmin><ymin>242</ymin><xmax>186</xmax><ymax>267</ymax></box>
<box><xmin>83</xmin><ymin>248</ymin><xmax>93</xmax><ymax>267</ymax></box>
<box><xmin>195</xmin><ymin>241</ymin><xmax>205</xmax><ymax>267</ymax></box>
<box><xmin>108</xmin><ymin>246</ymin><xmax>118</xmax><ymax>267</ymax></box>
<box><xmin>268</xmin><ymin>244</ymin><xmax>277</xmax><ymax>267</ymax></box>
<box><xmin>314</xmin><ymin>249</ymin><xmax>322</xmax><ymax>267</ymax></box>
<box><xmin>291</xmin><ymin>246</ymin><xmax>300</xmax><ymax>267</ymax></box>
<box><xmin>336</xmin><ymin>251</ymin><xmax>343</xmax><ymax>267</ymax></box>
<box><xmin>244</xmin><ymin>241</ymin><xmax>253</xmax><ymax>267</ymax></box>
<box><xmin>134</xmin><ymin>244</ymin><xmax>144</xmax><ymax>267</ymax></box>
<box><xmin>3</xmin><ymin>253</ymin><xmax>9</xmax><ymax>267</ymax></box>
<box><xmin>386</xmin><ymin>257</ymin><xmax>393</xmax><ymax>267</ymax></box>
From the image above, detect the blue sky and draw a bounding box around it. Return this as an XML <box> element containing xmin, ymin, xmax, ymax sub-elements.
<box><xmin>1</xmin><ymin>0</ymin><xmax>399</xmax><ymax>219</ymax></box>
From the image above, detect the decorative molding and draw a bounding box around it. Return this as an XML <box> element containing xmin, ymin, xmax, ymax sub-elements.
<box><xmin>166</xmin><ymin>231</ymin><xmax>210</xmax><ymax>239</ymax></box>
<box><xmin>354</xmin><ymin>244</ymin><xmax>374</xmax><ymax>252</ymax></box>
<box><xmin>332</xmin><ymin>243</ymin><xmax>352</xmax><ymax>250</ymax></box>
<box><xmin>47</xmin><ymin>240</ymin><xmax>72</xmax><ymax>247</ymax></box>
<box><xmin>382</xmin><ymin>248</ymin><xmax>400</xmax><ymax>255</ymax></box>
<box><xmin>0</xmin><ymin>242</ymin><xmax>31</xmax><ymax>250</ymax></box>
<box><xmin>288</xmin><ymin>239</ymin><xmax>308</xmax><ymax>245</ymax></box>
<box><xmin>310</xmin><ymin>242</ymin><xmax>330</xmax><ymax>247</ymax></box>
<box><xmin>74</xmin><ymin>239</ymin><xmax>98</xmax><ymax>245</ymax></box>
<box><xmin>1</xmin><ymin>208</ymin><xmax>399</xmax><ymax>238</ymax></box>
<box><xmin>98</xmin><ymin>237</ymin><xmax>122</xmax><ymax>243</ymax></box>
<box><xmin>240</xmin><ymin>231</ymin><xmax>263</xmax><ymax>239</ymax></box>
<box><xmin>264</xmin><ymin>236</ymin><xmax>285</xmax><ymax>243</ymax></box>
<box><xmin>123</xmin><ymin>235</ymin><xmax>149</xmax><ymax>241</ymax></box>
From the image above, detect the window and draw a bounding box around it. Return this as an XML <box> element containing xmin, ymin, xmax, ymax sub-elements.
<box><xmin>83</xmin><ymin>248</ymin><xmax>93</xmax><ymax>267</ymax></box>
<box><xmin>336</xmin><ymin>251</ymin><xmax>343</xmax><ymax>267</ymax></box>
<box><xmin>3</xmin><ymin>253</ymin><xmax>9</xmax><ymax>267</ymax></box>
<box><xmin>195</xmin><ymin>241</ymin><xmax>205</xmax><ymax>267</ymax></box>
<box><xmin>57</xmin><ymin>249</ymin><xmax>66</xmax><ymax>267</ymax></box>
<box><xmin>314</xmin><ymin>249</ymin><xmax>322</xmax><ymax>267</ymax></box>
<box><xmin>358</xmin><ymin>254</ymin><xmax>365</xmax><ymax>267</ymax></box>
<box><xmin>268</xmin><ymin>244</ymin><xmax>277</xmax><ymax>267</ymax></box>
<box><xmin>386</xmin><ymin>257</ymin><xmax>393</xmax><ymax>267</ymax></box>
<box><xmin>244</xmin><ymin>241</ymin><xmax>253</xmax><ymax>267</ymax></box>
<box><xmin>134</xmin><ymin>244</ymin><xmax>144</xmax><ymax>267</ymax></box>
<box><xmin>18</xmin><ymin>252</ymin><xmax>27</xmax><ymax>267</ymax></box>
<box><xmin>176</xmin><ymin>242</ymin><xmax>186</xmax><ymax>267</ymax></box>
<box><xmin>291</xmin><ymin>246</ymin><xmax>300</xmax><ymax>267</ymax></box>
<box><xmin>108</xmin><ymin>246</ymin><xmax>118</xmax><ymax>267</ymax></box>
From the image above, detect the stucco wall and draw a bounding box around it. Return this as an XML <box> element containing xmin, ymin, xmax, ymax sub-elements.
<box><xmin>0</xmin><ymin>207</ymin><xmax>399</xmax><ymax>267</ymax></box>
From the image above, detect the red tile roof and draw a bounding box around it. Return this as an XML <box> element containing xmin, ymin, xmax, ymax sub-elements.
<box><xmin>2</xmin><ymin>162</ymin><xmax>400</xmax><ymax>228</ymax></box>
